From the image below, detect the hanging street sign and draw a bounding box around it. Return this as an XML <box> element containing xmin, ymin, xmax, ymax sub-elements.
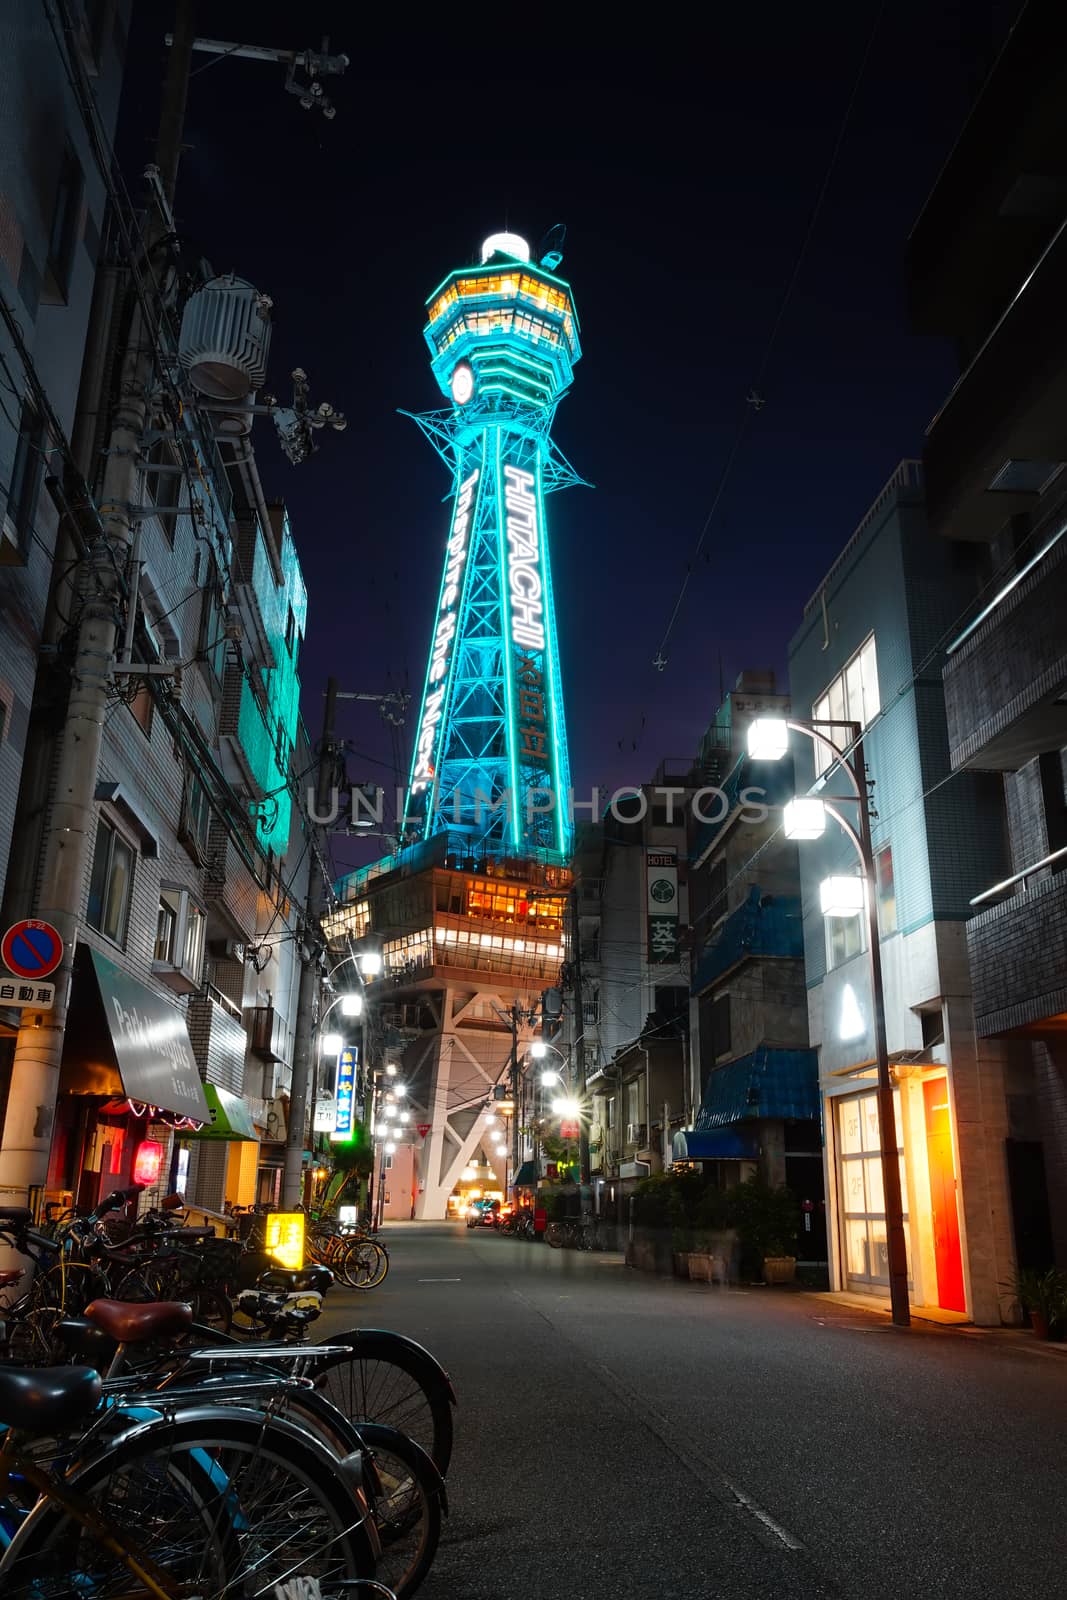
<box><xmin>1</xmin><ymin>919</ymin><xmax>64</xmax><ymax>981</ymax></box>
<box><xmin>416</xmin><ymin>1123</ymin><xmax>431</xmax><ymax>1138</ymax></box>
<box><xmin>330</xmin><ymin>1047</ymin><xmax>358</xmax><ymax>1143</ymax></box>
<box><xmin>0</xmin><ymin>978</ymin><xmax>55</xmax><ymax>1010</ymax></box>
<box><xmin>313</xmin><ymin>1096</ymin><xmax>336</xmax><ymax>1133</ymax></box>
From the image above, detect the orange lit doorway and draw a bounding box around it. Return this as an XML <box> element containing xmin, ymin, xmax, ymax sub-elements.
<box><xmin>923</xmin><ymin>1079</ymin><xmax>965</xmax><ymax>1312</ymax></box>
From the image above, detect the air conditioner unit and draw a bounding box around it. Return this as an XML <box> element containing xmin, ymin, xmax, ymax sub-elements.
<box><xmin>209</xmin><ymin>938</ymin><xmax>244</xmax><ymax>961</ymax></box>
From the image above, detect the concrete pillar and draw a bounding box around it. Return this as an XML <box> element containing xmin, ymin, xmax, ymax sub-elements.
<box><xmin>944</xmin><ymin>996</ymin><xmax>1016</xmax><ymax>1324</ymax></box>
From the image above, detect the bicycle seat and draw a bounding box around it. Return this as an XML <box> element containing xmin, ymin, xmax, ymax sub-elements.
<box><xmin>259</xmin><ymin>1266</ymin><xmax>333</xmax><ymax>1294</ymax></box>
<box><xmin>0</xmin><ymin>1268</ymin><xmax>23</xmax><ymax>1288</ymax></box>
<box><xmin>56</xmin><ymin>1316</ymin><xmax>118</xmax><ymax>1358</ymax></box>
<box><xmin>0</xmin><ymin>1364</ymin><xmax>101</xmax><ymax>1432</ymax></box>
<box><xmin>84</xmin><ymin>1298</ymin><xmax>194</xmax><ymax>1342</ymax></box>
<box><xmin>0</xmin><ymin>1207</ymin><xmax>32</xmax><ymax>1227</ymax></box>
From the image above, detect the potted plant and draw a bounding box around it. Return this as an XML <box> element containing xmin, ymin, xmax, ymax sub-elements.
<box><xmin>1013</xmin><ymin>1267</ymin><xmax>1067</xmax><ymax>1340</ymax></box>
<box><xmin>729</xmin><ymin>1177</ymin><xmax>800</xmax><ymax>1284</ymax></box>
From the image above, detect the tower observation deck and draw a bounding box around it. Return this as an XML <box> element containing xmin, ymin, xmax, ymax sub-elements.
<box><xmin>402</xmin><ymin>229</ymin><xmax>585</xmax><ymax>863</ymax></box>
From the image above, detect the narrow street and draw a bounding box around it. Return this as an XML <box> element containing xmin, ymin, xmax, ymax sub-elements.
<box><xmin>320</xmin><ymin>1224</ymin><xmax>1067</xmax><ymax>1600</ymax></box>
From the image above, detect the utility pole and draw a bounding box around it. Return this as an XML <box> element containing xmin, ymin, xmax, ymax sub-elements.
<box><xmin>569</xmin><ymin>883</ymin><xmax>591</xmax><ymax>1184</ymax></box>
<box><xmin>284</xmin><ymin>676</ymin><xmax>338</xmax><ymax>1208</ymax></box>
<box><xmin>0</xmin><ymin>4</ymin><xmax>197</xmax><ymax>1207</ymax></box>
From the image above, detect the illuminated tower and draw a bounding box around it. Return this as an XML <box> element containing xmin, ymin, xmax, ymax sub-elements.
<box><xmin>403</xmin><ymin>228</ymin><xmax>585</xmax><ymax>860</ymax></box>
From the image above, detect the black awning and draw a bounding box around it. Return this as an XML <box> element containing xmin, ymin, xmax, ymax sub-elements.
<box><xmin>70</xmin><ymin>944</ymin><xmax>210</xmax><ymax>1123</ymax></box>
<box><xmin>514</xmin><ymin>1161</ymin><xmax>538</xmax><ymax>1187</ymax></box>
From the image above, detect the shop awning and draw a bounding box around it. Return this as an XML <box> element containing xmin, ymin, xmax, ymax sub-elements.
<box><xmin>672</xmin><ymin>1128</ymin><xmax>760</xmax><ymax>1161</ymax></box>
<box><xmin>68</xmin><ymin>945</ymin><xmax>210</xmax><ymax>1122</ymax></box>
<box><xmin>514</xmin><ymin>1161</ymin><xmax>538</xmax><ymax>1186</ymax></box>
<box><xmin>183</xmin><ymin>1083</ymin><xmax>257</xmax><ymax>1142</ymax></box>
<box><xmin>694</xmin><ymin>1046</ymin><xmax>820</xmax><ymax>1129</ymax></box>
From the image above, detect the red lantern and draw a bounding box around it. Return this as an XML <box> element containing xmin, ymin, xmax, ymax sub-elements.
<box><xmin>132</xmin><ymin>1139</ymin><xmax>163</xmax><ymax>1186</ymax></box>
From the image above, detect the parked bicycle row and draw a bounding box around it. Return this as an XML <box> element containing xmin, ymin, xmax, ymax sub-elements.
<box><xmin>465</xmin><ymin>1199</ymin><xmax>610</xmax><ymax>1249</ymax></box>
<box><xmin>0</xmin><ymin>1188</ymin><xmax>390</xmax><ymax>1359</ymax></box>
<box><xmin>0</xmin><ymin>1187</ymin><xmax>454</xmax><ymax>1598</ymax></box>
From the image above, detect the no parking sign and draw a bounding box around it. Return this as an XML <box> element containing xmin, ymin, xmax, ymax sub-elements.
<box><xmin>1</xmin><ymin>920</ymin><xmax>64</xmax><ymax>981</ymax></box>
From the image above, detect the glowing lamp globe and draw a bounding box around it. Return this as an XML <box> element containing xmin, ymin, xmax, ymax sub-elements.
<box><xmin>819</xmin><ymin>876</ymin><xmax>865</xmax><ymax>918</ymax></box>
<box><xmin>747</xmin><ymin>718</ymin><xmax>790</xmax><ymax>761</ymax></box>
<box><xmin>783</xmin><ymin>798</ymin><xmax>826</xmax><ymax>840</ymax></box>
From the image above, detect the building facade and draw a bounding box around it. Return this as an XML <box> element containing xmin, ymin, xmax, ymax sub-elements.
<box><xmin>788</xmin><ymin>462</ymin><xmax>1015</xmax><ymax>1322</ymax></box>
<box><xmin>907</xmin><ymin>0</ymin><xmax>1067</xmax><ymax>1271</ymax></box>
<box><xmin>0</xmin><ymin>16</ymin><xmax>315</xmax><ymax>1223</ymax></box>
<box><xmin>684</xmin><ymin>673</ymin><xmax>824</xmax><ymax>1257</ymax></box>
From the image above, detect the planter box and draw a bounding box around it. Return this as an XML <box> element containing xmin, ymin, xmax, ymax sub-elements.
<box><xmin>708</xmin><ymin>1229</ymin><xmax>740</xmax><ymax>1285</ymax></box>
<box><xmin>763</xmin><ymin>1255</ymin><xmax>797</xmax><ymax>1285</ymax></box>
<box><xmin>687</xmin><ymin>1252</ymin><xmax>713</xmax><ymax>1283</ymax></box>
<box><xmin>673</xmin><ymin>1252</ymin><xmax>690</xmax><ymax>1279</ymax></box>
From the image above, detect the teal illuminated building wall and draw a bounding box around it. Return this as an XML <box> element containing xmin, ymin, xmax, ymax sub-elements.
<box><xmin>236</xmin><ymin>505</ymin><xmax>307</xmax><ymax>855</ymax></box>
<box><xmin>403</xmin><ymin>230</ymin><xmax>585</xmax><ymax>862</ymax></box>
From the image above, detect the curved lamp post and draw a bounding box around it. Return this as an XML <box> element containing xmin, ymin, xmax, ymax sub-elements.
<box><xmin>748</xmin><ymin>715</ymin><xmax>910</xmax><ymax>1329</ymax></box>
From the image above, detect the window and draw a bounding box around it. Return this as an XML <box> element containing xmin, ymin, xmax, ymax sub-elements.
<box><xmin>198</xmin><ymin>579</ymin><xmax>228</xmax><ymax>682</ymax></box>
<box><xmin>626</xmin><ymin>1081</ymin><xmax>641</xmax><ymax>1131</ymax></box>
<box><xmin>583</xmin><ymin>987</ymin><xmax>600</xmax><ymax>1026</ymax></box>
<box><xmin>181</xmin><ymin>771</ymin><xmax>212</xmax><ymax>860</ymax></box>
<box><xmin>876</xmin><ymin>845</ymin><xmax>896</xmax><ymax>937</ymax></box>
<box><xmin>606</xmin><ymin>1097</ymin><xmax>616</xmax><ymax>1130</ymax></box>
<box><xmin>275</xmin><ymin>717</ymin><xmax>289</xmax><ymax>773</ymax></box>
<box><xmin>153</xmin><ymin>887</ymin><xmax>206</xmax><ymax>992</ymax></box>
<box><xmin>826</xmin><ymin>914</ymin><xmax>865</xmax><ymax>969</ymax></box>
<box><xmin>812</xmin><ymin>635</ymin><xmax>880</xmax><ymax>777</ymax></box>
<box><xmin>384</xmin><ymin>1153</ymin><xmax>393</xmax><ymax>1170</ymax></box>
<box><xmin>143</xmin><ymin>439</ymin><xmax>179</xmax><ymax>544</ymax></box>
<box><xmin>285</xmin><ymin>604</ymin><xmax>296</xmax><ymax>655</ymax></box>
<box><xmin>712</xmin><ymin>994</ymin><xmax>731</xmax><ymax>1058</ymax></box>
<box><xmin>87</xmin><ymin>817</ymin><xmax>134</xmax><ymax>945</ymax></box>
<box><xmin>836</xmin><ymin>1090</ymin><xmax>907</xmax><ymax>1289</ymax></box>
<box><xmin>44</xmin><ymin>143</ymin><xmax>84</xmax><ymax>304</ymax></box>
<box><xmin>3</xmin><ymin>400</ymin><xmax>45</xmax><ymax>560</ymax></box>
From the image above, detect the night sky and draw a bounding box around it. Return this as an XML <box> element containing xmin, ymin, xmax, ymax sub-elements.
<box><xmin>119</xmin><ymin>2</ymin><xmax>1015</xmax><ymax>873</ymax></box>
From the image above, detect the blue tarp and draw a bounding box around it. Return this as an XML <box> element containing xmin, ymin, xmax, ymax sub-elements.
<box><xmin>694</xmin><ymin>1045</ymin><xmax>821</xmax><ymax>1129</ymax></box>
<box><xmin>672</xmin><ymin>1127</ymin><xmax>760</xmax><ymax>1161</ymax></box>
<box><xmin>691</xmin><ymin>885</ymin><xmax>805</xmax><ymax>995</ymax></box>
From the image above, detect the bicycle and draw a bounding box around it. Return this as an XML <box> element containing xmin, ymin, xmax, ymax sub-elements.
<box><xmin>71</xmin><ymin>1297</ymin><xmax>445</xmax><ymax>1599</ymax></box>
<box><xmin>0</xmin><ymin>1352</ymin><xmax>381</xmax><ymax>1597</ymax></box>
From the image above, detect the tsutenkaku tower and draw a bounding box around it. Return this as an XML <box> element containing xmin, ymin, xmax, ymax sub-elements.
<box><xmin>403</xmin><ymin>229</ymin><xmax>585</xmax><ymax>861</ymax></box>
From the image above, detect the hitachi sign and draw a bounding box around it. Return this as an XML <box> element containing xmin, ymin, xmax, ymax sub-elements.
<box><xmin>503</xmin><ymin>464</ymin><xmax>544</xmax><ymax>652</ymax></box>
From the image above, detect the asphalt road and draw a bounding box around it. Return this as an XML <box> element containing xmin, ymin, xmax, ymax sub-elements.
<box><xmin>318</xmin><ymin>1222</ymin><xmax>1067</xmax><ymax>1600</ymax></box>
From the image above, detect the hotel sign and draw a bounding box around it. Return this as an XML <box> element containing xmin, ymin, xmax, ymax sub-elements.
<box><xmin>646</xmin><ymin>848</ymin><xmax>679</xmax><ymax>964</ymax></box>
<box><xmin>331</xmin><ymin>1046</ymin><xmax>359</xmax><ymax>1143</ymax></box>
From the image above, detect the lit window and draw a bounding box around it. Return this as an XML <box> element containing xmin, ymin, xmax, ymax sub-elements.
<box><xmin>812</xmin><ymin>635</ymin><xmax>880</xmax><ymax>777</ymax></box>
<box><xmin>87</xmin><ymin>818</ymin><xmax>135</xmax><ymax>946</ymax></box>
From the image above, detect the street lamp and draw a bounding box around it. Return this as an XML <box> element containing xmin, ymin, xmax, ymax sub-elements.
<box><xmin>530</xmin><ymin>1040</ymin><xmax>548</xmax><ymax>1060</ymax></box>
<box><xmin>321</xmin><ymin>1032</ymin><xmax>343</xmax><ymax>1056</ymax></box>
<box><xmin>359</xmin><ymin>950</ymin><xmax>383</xmax><ymax>978</ymax></box>
<box><xmin>341</xmin><ymin>993</ymin><xmax>363</xmax><ymax>1018</ymax></box>
<box><xmin>747</xmin><ymin>713</ymin><xmax>910</xmax><ymax>1328</ymax></box>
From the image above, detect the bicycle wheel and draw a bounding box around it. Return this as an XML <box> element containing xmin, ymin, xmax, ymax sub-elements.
<box><xmin>343</xmin><ymin>1240</ymin><xmax>389</xmax><ymax>1290</ymax></box>
<box><xmin>356</xmin><ymin>1422</ymin><xmax>443</xmax><ymax>1599</ymax></box>
<box><xmin>0</xmin><ymin>1405</ymin><xmax>378</xmax><ymax>1598</ymax></box>
<box><xmin>311</xmin><ymin>1331</ymin><xmax>455</xmax><ymax>1474</ymax></box>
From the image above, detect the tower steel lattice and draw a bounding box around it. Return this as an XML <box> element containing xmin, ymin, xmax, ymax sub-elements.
<box><xmin>402</xmin><ymin>231</ymin><xmax>587</xmax><ymax>862</ymax></box>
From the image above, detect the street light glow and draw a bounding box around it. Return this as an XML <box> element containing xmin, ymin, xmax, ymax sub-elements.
<box><xmin>385</xmin><ymin>1141</ymin><xmax>396</xmax><ymax>1154</ymax></box>
<box><xmin>385</xmin><ymin>1063</ymin><xmax>397</xmax><ymax>1077</ymax></box>
<box><xmin>399</xmin><ymin>1110</ymin><xmax>410</xmax><ymax>1123</ymax></box>
<box><xmin>359</xmin><ymin>950</ymin><xmax>383</xmax><ymax>977</ymax></box>
<box><xmin>341</xmin><ymin>993</ymin><xmax>363</xmax><ymax>1017</ymax></box>
<box><xmin>747</xmin><ymin>717</ymin><xmax>789</xmax><ymax>761</ymax></box>
<box><xmin>819</xmin><ymin>875</ymin><xmax>865</xmax><ymax>918</ymax></box>
<box><xmin>540</xmin><ymin>1069</ymin><xmax>561</xmax><ymax>1087</ymax></box>
<box><xmin>783</xmin><ymin>797</ymin><xmax>826</xmax><ymax>840</ymax></box>
<box><xmin>556</xmin><ymin>1097</ymin><xmax>581</xmax><ymax>1118</ymax></box>
<box><xmin>321</xmin><ymin>1032</ymin><xmax>343</xmax><ymax>1055</ymax></box>
<box><xmin>531</xmin><ymin>1040</ymin><xmax>547</xmax><ymax>1059</ymax></box>
<box><xmin>394</xmin><ymin>1084</ymin><xmax>407</xmax><ymax>1096</ymax></box>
